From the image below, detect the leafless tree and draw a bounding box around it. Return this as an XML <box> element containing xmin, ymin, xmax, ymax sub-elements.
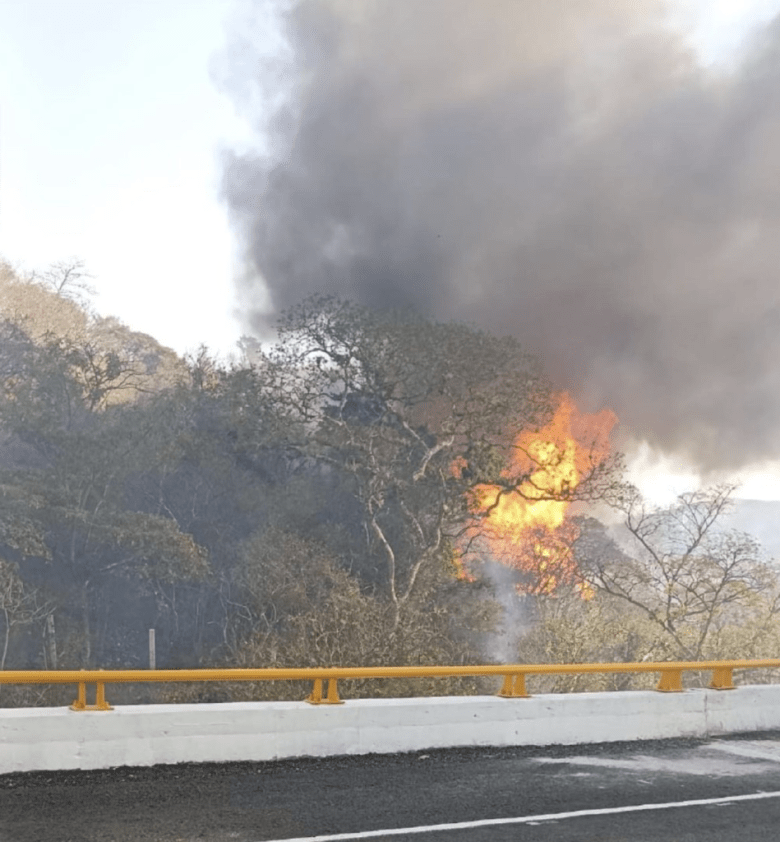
<box><xmin>0</xmin><ymin>559</ymin><xmax>53</xmax><ymax>673</ymax></box>
<box><xmin>31</xmin><ymin>258</ymin><xmax>96</xmax><ymax>309</ymax></box>
<box><xmin>579</xmin><ymin>484</ymin><xmax>780</xmax><ymax>661</ymax></box>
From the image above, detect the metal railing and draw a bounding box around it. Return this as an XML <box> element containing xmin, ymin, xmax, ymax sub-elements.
<box><xmin>2</xmin><ymin>659</ymin><xmax>780</xmax><ymax>711</ymax></box>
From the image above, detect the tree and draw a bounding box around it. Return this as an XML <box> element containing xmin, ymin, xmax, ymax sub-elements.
<box><xmin>0</xmin><ymin>311</ymin><xmax>210</xmax><ymax>668</ymax></box>
<box><xmin>29</xmin><ymin>258</ymin><xmax>96</xmax><ymax>310</ymax></box>
<box><xmin>515</xmin><ymin>585</ymin><xmax>658</xmax><ymax>692</ymax></box>
<box><xmin>160</xmin><ymin>525</ymin><xmax>497</xmax><ymax>702</ymax></box>
<box><xmin>577</xmin><ymin>485</ymin><xmax>780</xmax><ymax>662</ymax></box>
<box><xmin>260</xmin><ymin>295</ymin><xmax>558</xmax><ymax>632</ymax></box>
<box><xmin>0</xmin><ymin>261</ymin><xmax>186</xmax><ymax>406</ymax></box>
<box><xmin>0</xmin><ymin>259</ymin><xmax>90</xmax><ymax>342</ymax></box>
<box><xmin>0</xmin><ymin>558</ymin><xmax>53</xmax><ymax>674</ymax></box>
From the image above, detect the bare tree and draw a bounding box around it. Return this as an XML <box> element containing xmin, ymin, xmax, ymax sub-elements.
<box><xmin>0</xmin><ymin>559</ymin><xmax>53</xmax><ymax>673</ymax></box>
<box><xmin>31</xmin><ymin>258</ymin><xmax>96</xmax><ymax>309</ymax></box>
<box><xmin>578</xmin><ymin>485</ymin><xmax>780</xmax><ymax>661</ymax></box>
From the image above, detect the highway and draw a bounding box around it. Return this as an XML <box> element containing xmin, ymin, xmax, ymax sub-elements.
<box><xmin>3</xmin><ymin>732</ymin><xmax>780</xmax><ymax>841</ymax></box>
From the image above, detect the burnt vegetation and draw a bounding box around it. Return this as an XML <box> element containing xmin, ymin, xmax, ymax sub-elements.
<box><xmin>0</xmin><ymin>261</ymin><xmax>778</xmax><ymax>705</ymax></box>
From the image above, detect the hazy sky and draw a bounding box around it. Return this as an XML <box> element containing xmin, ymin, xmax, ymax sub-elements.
<box><xmin>1</xmin><ymin>0</ymin><xmax>779</xmax><ymax>503</ymax></box>
<box><xmin>0</xmin><ymin>0</ymin><xmax>251</xmax><ymax>356</ymax></box>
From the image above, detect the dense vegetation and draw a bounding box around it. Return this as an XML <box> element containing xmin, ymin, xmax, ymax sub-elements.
<box><xmin>0</xmin><ymin>260</ymin><xmax>777</xmax><ymax>705</ymax></box>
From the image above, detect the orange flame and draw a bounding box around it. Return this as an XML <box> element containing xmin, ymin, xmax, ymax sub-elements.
<box><xmin>464</xmin><ymin>392</ymin><xmax>616</xmax><ymax>596</ymax></box>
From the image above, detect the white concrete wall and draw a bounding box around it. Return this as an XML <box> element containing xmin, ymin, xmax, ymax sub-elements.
<box><xmin>3</xmin><ymin>686</ymin><xmax>780</xmax><ymax>775</ymax></box>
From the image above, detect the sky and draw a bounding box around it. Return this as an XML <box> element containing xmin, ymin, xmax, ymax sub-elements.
<box><xmin>1</xmin><ymin>0</ymin><xmax>779</xmax><ymax>505</ymax></box>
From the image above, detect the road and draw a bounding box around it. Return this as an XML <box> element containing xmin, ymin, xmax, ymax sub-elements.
<box><xmin>3</xmin><ymin>732</ymin><xmax>780</xmax><ymax>841</ymax></box>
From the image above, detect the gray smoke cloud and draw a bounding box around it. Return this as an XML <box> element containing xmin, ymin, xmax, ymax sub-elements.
<box><xmin>217</xmin><ymin>0</ymin><xmax>780</xmax><ymax>471</ymax></box>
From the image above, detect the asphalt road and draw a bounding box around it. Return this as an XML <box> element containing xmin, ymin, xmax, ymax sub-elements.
<box><xmin>4</xmin><ymin>732</ymin><xmax>780</xmax><ymax>841</ymax></box>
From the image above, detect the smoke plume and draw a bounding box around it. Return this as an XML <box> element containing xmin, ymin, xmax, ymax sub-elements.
<box><xmin>217</xmin><ymin>0</ymin><xmax>780</xmax><ymax>471</ymax></box>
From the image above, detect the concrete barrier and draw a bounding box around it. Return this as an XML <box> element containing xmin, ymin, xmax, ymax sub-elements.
<box><xmin>3</xmin><ymin>686</ymin><xmax>780</xmax><ymax>774</ymax></box>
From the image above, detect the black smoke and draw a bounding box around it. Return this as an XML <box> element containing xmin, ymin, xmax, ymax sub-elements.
<box><xmin>216</xmin><ymin>0</ymin><xmax>780</xmax><ymax>471</ymax></box>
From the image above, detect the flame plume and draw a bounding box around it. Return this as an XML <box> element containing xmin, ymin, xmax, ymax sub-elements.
<box><xmin>464</xmin><ymin>393</ymin><xmax>616</xmax><ymax>595</ymax></box>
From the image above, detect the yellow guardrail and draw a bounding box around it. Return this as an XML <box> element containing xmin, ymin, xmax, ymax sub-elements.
<box><xmin>2</xmin><ymin>659</ymin><xmax>780</xmax><ymax>711</ymax></box>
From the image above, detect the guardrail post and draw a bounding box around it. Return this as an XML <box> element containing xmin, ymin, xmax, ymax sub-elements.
<box><xmin>326</xmin><ymin>678</ymin><xmax>343</xmax><ymax>704</ymax></box>
<box><xmin>710</xmin><ymin>667</ymin><xmax>735</xmax><ymax>690</ymax></box>
<box><xmin>95</xmin><ymin>670</ymin><xmax>113</xmax><ymax>710</ymax></box>
<box><xmin>305</xmin><ymin>677</ymin><xmax>344</xmax><ymax>705</ymax></box>
<box><xmin>69</xmin><ymin>669</ymin><xmax>114</xmax><ymax>710</ymax></box>
<box><xmin>656</xmin><ymin>669</ymin><xmax>683</xmax><ymax>692</ymax></box>
<box><xmin>498</xmin><ymin>674</ymin><xmax>529</xmax><ymax>698</ymax></box>
<box><xmin>306</xmin><ymin>678</ymin><xmax>324</xmax><ymax>704</ymax></box>
<box><xmin>70</xmin><ymin>670</ymin><xmax>87</xmax><ymax>711</ymax></box>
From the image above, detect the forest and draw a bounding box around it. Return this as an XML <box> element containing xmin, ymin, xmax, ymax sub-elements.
<box><xmin>1</xmin><ymin>259</ymin><xmax>778</xmax><ymax>706</ymax></box>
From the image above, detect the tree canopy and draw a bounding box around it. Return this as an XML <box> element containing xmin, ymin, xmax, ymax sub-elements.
<box><xmin>0</xmin><ymin>262</ymin><xmax>775</xmax><ymax>704</ymax></box>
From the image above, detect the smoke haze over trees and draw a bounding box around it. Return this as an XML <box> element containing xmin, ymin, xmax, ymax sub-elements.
<box><xmin>3</xmin><ymin>4</ymin><xmax>780</xmax><ymax>707</ymax></box>
<box><xmin>0</xmin><ymin>264</ymin><xmax>562</xmax><ymax>699</ymax></box>
<box><xmin>1</xmin><ymin>262</ymin><xmax>779</xmax><ymax>702</ymax></box>
<box><xmin>216</xmin><ymin>0</ymin><xmax>780</xmax><ymax>473</ymax></box>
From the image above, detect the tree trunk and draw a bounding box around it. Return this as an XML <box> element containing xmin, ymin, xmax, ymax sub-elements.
<box><xmin>45</xmin><ymin>613</ymin><xmax>57</xmax><ymax>670</ymax></box>
<box><xmin>81</xmin><ymin>586</ymin><xmax>92</xmax><ymax>665</ymax></box>
<box><xmin>1</xmin><ymin>607</ymin><xmax>9</xmax><ymax>672</ymax></box>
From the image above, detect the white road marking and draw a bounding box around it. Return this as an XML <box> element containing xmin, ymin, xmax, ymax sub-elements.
<box><xmin>261</xmin><ymin>790</ymin><xmax>780</xmax><ymax>841</ymax></box>
<box><xmin>708</xmin><ymin>741</ymin><xmax>780</xmax><ymax>763</ymax></box>
<box><xmin>533</xmin><ymin>746</ymin><xmax>780</xmax><ymax>776</ymax></box>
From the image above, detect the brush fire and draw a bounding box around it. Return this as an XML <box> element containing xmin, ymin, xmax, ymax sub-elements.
<box><xmin>460</xmin><ymin>393</ymin><xmax>617</xmax><ymax>597</ymax></box>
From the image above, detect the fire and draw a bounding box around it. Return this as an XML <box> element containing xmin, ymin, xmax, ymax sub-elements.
<box><xmin>464</xmin><ymin>392</ymin><xmax>616</xmax><ymax>596</ymax></box>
